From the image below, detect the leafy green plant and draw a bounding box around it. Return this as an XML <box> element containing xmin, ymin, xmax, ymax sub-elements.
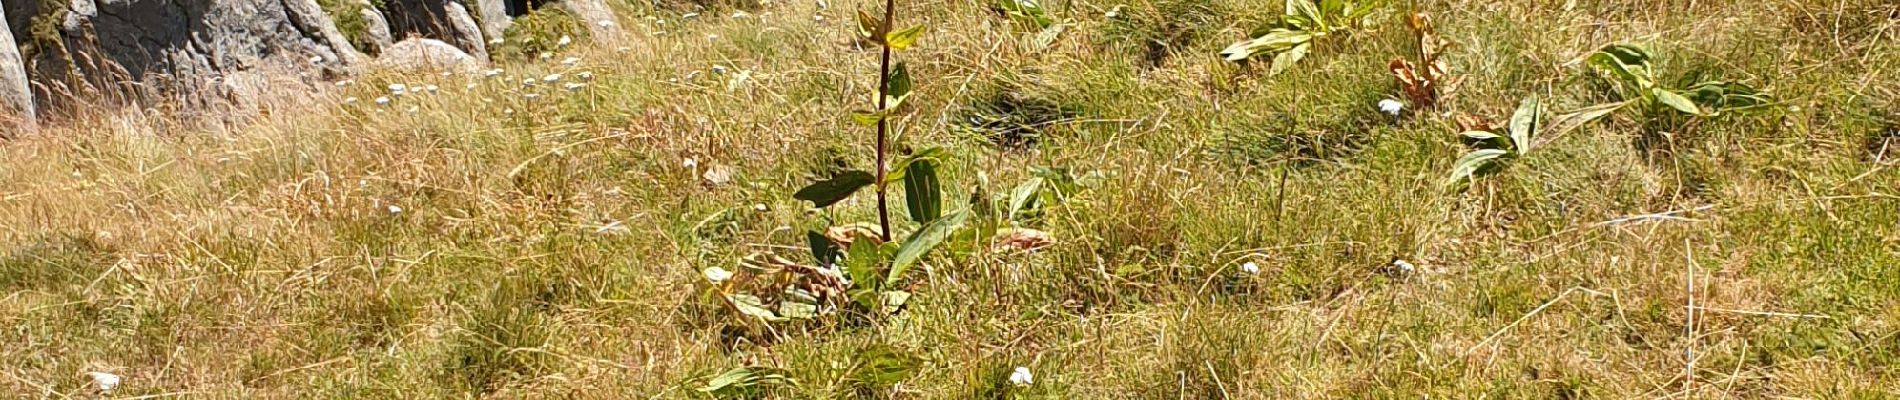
<box><xmin>1554</xmin><ymin>43</ymin><xmax>1773</xmax><ymax>134</ymax></box>
<box><xmin>698</xmin><ymin>366</ymin><xmax>798</xmax><ymax>397</ymax></box>
<box><xmin>1446</xmin><ymin>96</ymin><xmax>1543</xmax><ymax>187</ymax></box>
<box><xmin>1220</xmin><ymin>0</ymin><xmax>1386</xmax><ymax>75</ymax></box>
<box><xmin>991</xmin><ymin>0</ymin><xmax>1054</xmax><ymax>28</ymax></box>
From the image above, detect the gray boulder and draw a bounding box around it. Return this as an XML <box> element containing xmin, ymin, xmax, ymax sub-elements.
<box><xmin>376</xmin><ymin>38</ymin><xmax>482</xmax><ymax>74</ymax></box>
<box><xmin>3</xmin><ymin>0</ymin><xmax>362</xmax><ymax>119</ymax></box>
<box><xmin>562</xmin><ymin>0</ymin><xmax>622</xmax><ymax>41</ymax></box>
<box><xmin>0</xmin><ymin>6</ymin><xmax>35</xmax><ymax>133</ymax></box>
<box><xmin>361</xmin><ymin>6</ymin><xmax>394</xmax><ymax>53</ymax></box>
<box><xmin>382</xmin><ymin>0</ymin><xmax>488</xmax><ymax>61</ymax></box>
<box><xmin>474</xmin><ymin>0</ymin><xmax>510</xmax><ymax>39</ymax></box>
<box><xmin>444</xmin><ymin>2</ymin><xmax>487</xmax><ymax>60</ymax></box>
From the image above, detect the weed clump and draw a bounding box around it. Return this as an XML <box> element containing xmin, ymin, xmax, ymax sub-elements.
<box><xmin>954</xmin><ymin>86</ymin><xmax>1079</xmax><ymax>149</ymax></box>
<box><xmin>496</xmin><ymin>6</ymin><xmax>590</xmax><ymax>61</ymax></box>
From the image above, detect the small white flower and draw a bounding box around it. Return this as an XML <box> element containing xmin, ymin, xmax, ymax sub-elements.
<box><xmin>523</xmin><ymin>93</ymin><xmax>541</xmax><ymax>100</ymax></box>
<box><xmin>335</xmin><ymin>79</ymin><xmax>354</xmax><ymax>87</ymax></box>
<box><xmin>1392</xmin><ymin>259</ymin><xmax>1416</xmax><ymax>274</ymax></box>
<box><xmin>343</xmin><ymin>96</ymin><xmax>358</xmax><ymax>104</ymax></box>
<box><xmin>1378</xmin><ymin>99</ymin><xmax>1404</xmax><ymax>117</ymax></box>
<box><xmin>557</xmin><ymin>35</ymin><xmax>573</xmax><ymax>47</ymax></box>
<box><xmin>488</xmin><ymin>37</ymin><xmax>504</xmax><ymax>45</ymax></box>
<box><xmin>616</xmin><ymin>46</ymin><xmax>632</xmax><ymax>53</ymax></box>
<box><xmin>538</xmin><ymin>52</ymin><xmax>554</xmax><ymax>60</ymax></box>
<box><xmin>711</xmin><ymin>65</ymin><xmax>729</xmax><ymax>74</ymax></box>
<box><xmin>703</xmin><ymin>266</ymin><xmax>734</xmax><ymax>283</ymax></box>
<box><xmin>753</xmin><ymin>203</ymin><xmax>768</xmax><ymax>211</ymax></box>
<box><xmin>561</xmin><ymin>57</ymin><xmax>582</xmax><ymax>66</ymax></box>
<box><xmin>1241</xmin><ymin>261</ymin><xmax>1260</xmax><ymax>274</ymax></box>
<box><xmin>466</xmin><ymin>83</ymin><xmax>479</xmax><ymax>89</ymax></box>
<box><xmin>388</xmin><ymin>83</ymin><xmax>407</xmax><ymax>96</ymax></box>
<box><xmin>1105</xmin><ymin>5</ymin><xmax>1124</xmax><ymax>18</ymax></box>
<box><xmin>682</xmin><ymin>12</ymin><xmax>700</xmax><ymax>19</ymax></box>
<box><xmin>387</xmin><ymin>204</ymin><xmax>403</xmax><ymax>214</ymax></box>
<box><xmin>522</xmin><ymin>78</ymin><xmax>538</xmax><ymax>86</ymax></box>
<box><xmin>576</xmin><ymin>71</ymin><xmax>595</xmax><ymax>81</ymax></box>
<box><xmin>596</xmin><ymin>20</ymin><xmax>614</xmax><ymax>28</ymax></box>
<box><xmin>484</xmin><ymin>68</ymin><xmax>504</xmax><ymax>77</ymax></box>
<box><xmin>1008</xmin><ymin>367</ymin><xmax>1033</xmax><ymax>386</ymax></box>
<box><xmin>707</xmin><ymin>33</ymin><xmax>719</xmax><ymax>41</ymax></box>
<box><xmin>424</xmin><ymin>84</ymin><xmax>439</xmax><ymax>93</ymax></box>
<box><xmin>655</xmin><ymin>18</ymin><xmax>666</xmax><ymax>25</ymax></box>
<box><xmin>374</xmin><ymin>96</ymin><xmax>391</xmax><ymax>106</ymax></box>
<box><xmin>85</xmin><ymin>372</ymin><xmax>120</xmax><ymax>392</ymax></box>
<box><xmin>562</xmin><ymin>82</ymin><xmax>586</xmax><ymax>91</ymax></box>
<box><xmin>682</xmin><ymin>157</ymin><xmax>698</xmax><ymax>169</ymax></box>
<box><xmin>309</xmin><ymin>55</ymin><xmax>324</xmax><ymax>64</ymax></box>
<box><xmin>732</xmin><ymin>11</ymin><xmax>750</xmax><ymax>18</ymax></box>
<box><xmin>813</xmin><ymin>14</ymin><xmax>826</xmax><ymax>22</ymax></box>
<box><xmin>543</xmin><ymin>73</ymin><xmax>563</xmax><ymax>82</ymax></box>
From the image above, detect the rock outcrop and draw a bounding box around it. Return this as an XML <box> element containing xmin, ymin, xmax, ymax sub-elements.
<box><xmin>562</xmin><ymin>0</ymin><xmax>620</xmax><ymax>41</ymax></box>
<box><xmin>2</xmin><ymin>0</ymin><xmax>363</xmax><ymax>120</ymax></box>
<box><xmin>381</xmin><ymin>0</ymin><xmax>487</xmax><ymax>61</ymax></box>
<box><xmin>361</xmin><ymin>6</ymin><xmax>394</xmax><ymax>54</ymax></box>
<box><xmin>376</xmin><ymin>37</ymin><xmax>481</xmax><ymax>74</ymax></box>
<box><xmin>473</xmin><ymin>0</ymin><xmax>509</xmax><ymax>39</ymax></box>
<box><xmin>0</xmin><ymin>6</ymin><xmax>34</xmax><ymax>132</ymax></box>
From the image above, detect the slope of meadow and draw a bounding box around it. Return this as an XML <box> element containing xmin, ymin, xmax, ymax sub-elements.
<box><xmin>2</xmin><ymin>0</ymin><xmax>1897</xmax><ymax>398</ymax></box>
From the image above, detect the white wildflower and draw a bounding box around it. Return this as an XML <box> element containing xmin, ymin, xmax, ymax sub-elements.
<box><xmin>576</xmin><ymin>71</ymin><xmax>595</xmax><ymax>81</ymax></box>
<box><xmin>334</xmin><ymin>79</ymin><xmax>354</xmax><ymax>87</ymax></box>
<box><xmin>753</xmin><ymin>203</ymin><xmax>768</xmax><ymax>211</ymax></box>
<box><xmin>309</xmin><ymin>55</ymin><xmax>324</xmax><ymax>64</ymax></box>
<box><xmin>711</xmin><ymin>65</ymin><xmax>729</xmax><ymax>74</ymax></box>
<box><xmin>707</xmin><ymin>33</ymin><xmax>719</xmax><ymax>41</ymax></box>
<box><xmin>388</xmin><ymin>83</ymin><xmax>407</xmax><ymax>96</ymax></box>
<box><xmin>1391</xmin><ymin>259</ymin><xmax>1416</xmax><ymax>274</ymax></box>
<box><xmin>483</xmin><ymin>68</ymin><xmax>504</xmax><ymax>77</ymax></box>
<box><xmin>523</xmin><ymin>93</ymin><xmax>541</xmax><ymax>100</ymax></box>
<box><xmin>813</xmin><ymin>14</ymin><xmax>826</xmax><ymax>22</ymax></box>
<box><xmin>732</xmin><ymin>11</ymin><xmax>750</xmax><ymax>18</ymax></box>
<box><xmin>387</xmin><ymin>204</ymin><xmax>403</xmax><ymax>214</ymax></box>
<box><xmin>543</xmin><ymin>73</ymin><xmax>563</xmax><ymax>82</ymax></box>
<box><xmin>538</xmin><ymin>52</ymin><xmax>553</xmax><ymax>60</ymax></box>
<box><xmin>562</xmin><ymin>82</ymin><xmax>586</xmax><ymax>91</ymax></box>
<box><xmin>374</xmin><ymin>96</ymin><xmax>391</xmax><ymax>106</ymax></box>
<box><xmin>682</xmin><ymin>12</ymin><xmax>699</xmax><ymax>19</ymax></box>
<box><xmin>1105</xmin><ymin>5</ymin><xmax>1124</xmax><ymax>18</ymax></box>
<box><xmin>682</xmin><ymin>157</ymin><xmax>698</xmax><ymax>169</ymax></box>
<box><xmin>1241</xmin><ymin>261</ymin><xmax>1260</xmax><ymax>274</ymax></box>
<box><xmin>1008</xmin><ymin>367</ymin><xmax>1033</xmax><ymax>386</ymax></box>
<box><xmin>85</xmin><ymin>372</ymin><xmax>120</xmax><ymax>392</ymax></box>
<box><xmin>522</xmin><ymin>78</ymin><xmax>537</xmax><ymax>86</ymax></box>
<box><xmin>424</xmin><ymin>84</ymin><xmax>439</xmax><ymax>93</ymax></box>
<box><xmin>343</xmin><ymin>97</ymin><xmax>358</xmax><ymax>104</ymax></box>
<box><xmin>702</xmin><ymin>266</ymin><xmax>733</xmax><ymax>283</ymax></box>
<box><xmin>597</xmin><ymin>20</ymin><xmax>615</xmax><ymax>28</ymax></box>
<box><xmin>557</xmin><ymin>35</ymin><xmax>573</xmax><ymax>47</ymax></box>
<box><xmin>488</xmin><ymin>37</ymin><xmax>504</xmax><ymax>45</ymax></box>
<box><xmin>1378</xmin><ymin>99</ymin><xmax>1404</xmax><ymax>117</ymax></box>
<box><xmin>561</xmin><ymin>57</ymin><xmax>582</xmax><ymax>66</ymax></box>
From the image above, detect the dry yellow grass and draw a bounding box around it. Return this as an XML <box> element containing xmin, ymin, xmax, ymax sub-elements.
<box><xmin>2</xmin><ymin>0</ymin><xmax>1898</xmax><ymax>398</ymax></box>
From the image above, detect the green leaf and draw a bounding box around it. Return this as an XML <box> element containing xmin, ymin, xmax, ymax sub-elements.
<box><xmin>1460</xmin><ymin>130</ymin><xmax>1508</xmax><ymax>149</ymax></box>
<box><xmin>1508</xmin><ymin>96</ymin><xmax>1544</xmax><ymax>152</ymax></box>
<box><xmin>1586</xmin><ymin>48</ymin><xmax>1652</xmax><ymax>91</ymax></box>
<box><xmin>884</xmin><ymin>147</ymin><xmax>945</xmax><ymax>184</ymax></box>
<box><xmin>1268</xmin><ymin>42</ymin><xmax>1310</xmax><ymax>76</ymax></box>
<box><xmin>727</xmin><ymin>294</ymin><xmax>785</xmax><ymax>322</ymax></box>
<box><xmin>1653</xmin><ymin>88</ymin><xmax>1704</xmax><ymax>116</ymax></box>
<box><xmin>857</xmin><ymin>9</ymin><xmax>885</xmax><ymax>42</ymax></box>
<box><xmin>701</xmin><ymin>366</ymin><xmax>798</xmax><ymax>395</ymax></box>
<box><xmin>1006</xmin><ymin>177</ymin><xmax>1044</xmax><ymax>219</ymax></box>
<box><xmin>851</xmin><ymin>110</ymin><xmax>889</xmax><ymax>126</ymax></box>
<box><xmin>887</xmin><ymin>209</ymin><xmax>969</xmax><ymax>287</ymax></box>
<box><xmin>1446</xmin><ymin>148</ymin><xmax>1510</xmax><ymax>187</ymax></box>
<box><xmin>1220</xmin><ymin>29</ymin><xmax>1315</xmax><ymax>62</ymax></box>
<box><xmin>845</xmin><ymin>239</ymin><xmax>882</xmax><ymax>290</ymax></box>
<box><xmin>795</xmin><ymin>170</ymin><xmax>876</xmax><ymax>208</ymax></box>
<box><xmin>854</xmin><ymin>345</ymin><xmax>923</xmax><ymax>387</ymax></box>
<box><xmin>779</xmin><ymin>301</ymin><xmax>818</xmax><ymax>319</ymax></box>
<box><xmin>1685</xmin><ymin>81</ymin><xmax>1772</xmax><ymax>114</ymax></box>
<box><xmin>1547</xmin><ymin>101</ymin><xmax>1629</xmax><ymax>139</ymax></box>
<box><xmin>807</xmin><ymin>230</ymin><xmax>839</xmax><ymax>265</ymax></box>
<box><xmin>902</xmin><ymin>158</ymin><xmax>942</xmax><ymax>224</ymax></box>
<box><xmin>885</xmin><ymin>62</ymin><xmax>913</xmax><ymax>108</ymax></box>
<box><xmin>886</xmin><ymin>25</ymin><xmax>927</xmax><ymax>50</ymax></box>
<box><xmin>1287</xmin><ymin>0</ymin><xmax>1322</xmax><ymax>26</ymax></box>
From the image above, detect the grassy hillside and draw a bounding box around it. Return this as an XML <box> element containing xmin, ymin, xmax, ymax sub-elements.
<box><xmin>2</xmin><ymin>0</ymin><xmax>1897</xmax><ymax>398</ymax></box>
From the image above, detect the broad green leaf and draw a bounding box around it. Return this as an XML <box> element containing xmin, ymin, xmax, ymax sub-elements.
<box><xmin>1547</xmin><ymin>101</ymin><xmax>1628</xmax><ymax>139</ymax></box>
<box><xmin>1508</xmin><ymin>96</ymin><xmax>1544</xmax><ymax>152</ymax></box>
<box><xmin>1446</xmin><ymin>148</ymin><xmax>1509</xmax><ymax>186</ymax></box>
<box><xmin>1287</xmin><ymin>0</ymin><xmax>1322</xmax><ymax>25</ymax></box>
<box><xmin>845</xmin><ymin>239</ymin><xmax>882</xmax><ymax>289</ymax></box>
<box><xmin>700</xmin><ymin>366</ymin><xmax>797</xmax><ymax>395</ymax></box>
<box><xmin>778</xmin><ymin>301</ymin><xmax>818</xmax><ymax>319</ymax></box>
<box><xmin>727</xmin><ymin>294</ymin><xmax>785</xmax><ymax>322</ymax></box>
<box><xmin>1460</xmin><ymin>130</ymin><xmax>1508</xmax><ymax>149</ymax></box>
<box><xmin>902</xmin><ymin>158</ymin><xmax>942</xmax><ymax>223</ymax></box>
<box><xmin>1268</xmin><ymin>42</ymin><xmax>1310</xmax><ymax>76</ymax></box>
<box><xmin>1653</xmin><ymin>88</ymin><xmax>1703</xmax><ymax>115</ymax></box>
<box><xmin>1586</xmin><ymin>51</ymin><xmax>1650</xmax><ymax>91</ymax></box>
<box><xmin>887</xmin><ymin>209</ymin><xmax>969</xmax><ymax>287</ymax></box>
<box><xmin>1220</xmin><ymin>29</ymin><xmax>1315</xmax><ymax>62</ymax></box>
<box><xmin>857</xmin><ymin>9</ymin><xmax>884</xmax><ymax>42</ymax></box>
<box><xmin>1006</xmin><ymin>177</ymin><xmax>1044</xmax><ymax>219</ymax></box>
<box><xmin>854</xmin><ymin>345</ymin><xmax>923</xmax><ymax>387</ymax></box>
<box><xmin>1460</xmin><ymin>131</ymin><xmax>1504</xmax><ymax>141</ymax></box>
<box><xmin>885</xmin><ymin>62</ymin><xmax>913</xmax><ymax>108</ymax></box>
<box><xmin>886</xmin><ymin>25</ymin><xmax>927</xmax><ymax>50</ymax></box>
<box><xmin>807</xmin><ymin>230</ymin><xmax>839</xmax><ymax>265</ymax></box>
<box><xmin>1686</xmin><ymin>81</ymin><xmax>1772</xmax><ymax>114</ymax></box>
<box><xmin>851</xmin><ymin>110</ymin><xmax>889</xmax><ymax>126</ymax></box>
<box><xmin>794</xmin><ymin>170</ymin><xmax>876</xmax><ymax>208</ymax></box>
